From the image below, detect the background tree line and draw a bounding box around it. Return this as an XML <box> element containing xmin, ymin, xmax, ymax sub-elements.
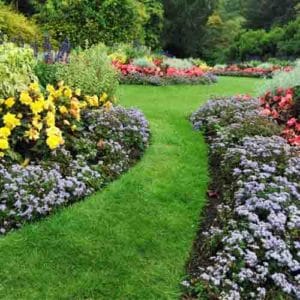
<box><xmin>1</xmin><ymin>0</ymin><xmax>299</xmax><ymax>63</ymax></box>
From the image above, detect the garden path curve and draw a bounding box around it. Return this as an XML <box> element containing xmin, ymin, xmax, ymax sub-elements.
<box><xmin>0</xmin><ymin>77</ymin><xmax>260</xmax><ymax>299</ymax></box>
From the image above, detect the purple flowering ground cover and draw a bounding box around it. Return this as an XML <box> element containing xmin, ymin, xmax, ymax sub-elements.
<box><xmin>0</xmin><ymin>106</ymin><xmax>150</xmax><ymax>234</ymax></box>
<box><xmin>120</xmin><ymin>72</ymin><xmax>218</xmax><ymax>86</ymax></box>
<box><xmin>185</xmin><ymin>96</ymin><xmax>300</xmax><ymax>299</ymax></box>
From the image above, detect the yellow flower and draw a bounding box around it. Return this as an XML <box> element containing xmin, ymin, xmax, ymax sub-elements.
<box><xmin>46</xmin><ymin>135</ymin><xmax>63</xmax><ymax>150</ymax></box>
<box><xmin>32</xmin><ymin>117</ymin><xmax>43</xmax><ymax>131</ymax></box>
<box><xmin>86</xmin><ymin>95</ymin><xmax>99</xmax><ymax>107</ymax></box>
<box><xmin>46</xmin><ymin>126</ymin><xmax>64</xmax><ymax>150</ymax></box>
<box><xmin>3</xmin><ymin>113</ymin><xmax>21</xmax><ymax>129</ymax></box>
<box><xmin>46</xmin><ymin>111</ymin><xmax>56</xmax><ymax>127</ymax></box>
<box><xmin>59</xmin><ymin>105</ymin><xmax>68</xmax><ymax>114</ymax></box>
<box><xmin>53</xmin><ymin>89</ymin><xmax>62</xmax><ymax>98</ymax></box>
<box><xmin>46</xmin><ymin>84</ymin><xmax>55</xmax><ymax>94</ymax></box>
<box><xmin>46</xmin><ymin>126</ymin><xmax>62</xmax><ymax>137</ymax></box>
<box><xmin>75</xmin><ymin>88</ymin><xmax>81</xmax><ymax>96</ymax></box>
<box><xmin>44</xmin><ymin>99</ymin><xmax>55</xmax><ymax>111</ymax></box>
<box><xmin>5</xmin><ymin>97</ymin><xmax>15</xmax><ymax>108</ymax></box>
<box><xmin>71</xmin><ymin>125</ymin><xmax>77</xmax><ymax>131</ymax></box>
<box><xmin>20</xmin><ymin>91</ymin><xmax>32</xmax><ymax>105</ymax></box>
<box><xmin>0</xmin><ymin>127</ymin><xmax>11</xmax><ymax>138</ymax></box>
<box><xmin>30</xmin><ymin>100</ymin><xmax>44</xmax><ymax>115</ymax></box>
<box><xmin>0</xmin><ymin>99</ymin><xmax>4</xmax><ymax>105</ymax></box>
<box><xmin>25</xmin><ymin>127</ymin><xmax>40</xmax><ymax>141</ymax></box>
<box><xmin>104</xmin><ymin>101</ymin><xmax>113</xmax><ymax>111</ymax></box>
<box><xmin>100</xmin><ymin>92</ymin><xmax>108</xmax><ymax>102</ymax></box>
<box><xmin>0</xmin><ymin>138</ymin><xmax>9</xmax><ymax>150</ymax></box>
<box><xmin>17</xmin><ymin>113</ymin><xmax>23</xmax><ymax>119</ymax></box>
<box><xmin>0</xmin><ymin>152</ymin><xmax>4</xmax><ymax>158</ymax></box>
<box><xmin>29</xmin><ymin>82</ymin><xmax>40</xmax><ymax>93</ymax></box>
<box><xmin>63</xmin><ymin>87</ymin><xmax>72</xmax><ymax>98</ymax></box>
<box><xmin>79</xmin><ymin>101</ymin><xmax>87</xmax><ymax>109</ymax></box>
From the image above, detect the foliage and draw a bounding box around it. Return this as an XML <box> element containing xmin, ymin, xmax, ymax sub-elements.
<box><xmin>33</xmin><ymin>0</ymin><xmax>156</xmax><ymax>48</ymax></box>
<box><xmin>34</xmin><ymin>62</ymin><xmax>59</xmax><ymax>87</ymax></box>
<box><xmin>242</xmin><ymin>0</ymin><xmax>298</xmax><ymax>29</ymax></box>
<box><xmin>228</xmin><ymin>18</ymin><xmax>300</xmax><ymax>61</ymax></box>
<box><xmin>0</xmin><ymin>42</ymin><xmax>37</xmax><ymax>98</ymax></box>
<box><xmin>132</xmin><ymin>57</ymin><xmax>155</xmax><ymax>68</ymax></box>
<box><xmin>162</xmin><ymin>0</ymin><xmax>217</xmax><ymax>57</ymax></box>
<box><xmin>162</xmin><ymin>57</ymin><xmax>193</xmax><ymax>70</ymax></box>
<box><xmin>201</xmin><ymin>10</ymin><xmax>244</xmax><ymax>64</ymax></box>
<box><xmin>142</xmin><ymin>0</ymin><xmax>164</xmax><ymax>49</ymax></box>
<box><xmin>0</xmin><ymin>2</ymin><xmax>41</xmax><ymax>43</ymax></box>
<box><xmin>259</xmin><ymin>60</ymin><xmax>300</xmax><ymax>94</ymax></box>
<box><xmin>56</xmin><ymin>44</ymin><xmax>119</xmax><ymax>98</ymax></box>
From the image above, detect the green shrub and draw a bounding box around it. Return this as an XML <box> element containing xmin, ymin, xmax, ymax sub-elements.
<box><xmin>143</xmin><ymin>0</ymin><xmax>164</xmax><ymax>49</ymax></box>
<box><xmin>162</xmin><ymin>58</ymin><xmax>193</xmax><ymax>70</ymax></box>
<box><xmin>56</xmin><ymin>44</ymin><xmax>118</xmax><ymax>98</ymax></box>
<box><xmin>0</xmin><ymin>42</ymin><xmax>37</xmax><ymax>98</ymax></box>
<box><xmin>228</xmin><ymin>18</ymin><xmax>300</xmax><ymax>61</ymax></box>
<box><xmin>34</xmin><ymin>62</ymin><xmax>59</xmax><ymax>88</ymax></box>
<box><xmin>34</xmin><ymin>0</ymin><xmax>147</xmax><ymax>48</ymax></box>
<box><xmin>0</xmin><ymin>3</ymin><xmax>41</xmax><ymax>44</ymax></box>
<box><xmin>109</xmin><ymin>43</ymin><xmax>152</xmax><ymax>61</ymax></box>
<box><xmin>132</xmin><ymin>57</ymin><xmax>155</xmax><ymax>68</ymax></box>
<box><xmin>259</xmin><ymin>60</ymin><xmax>300</xmax><ymax>94</ymax></box>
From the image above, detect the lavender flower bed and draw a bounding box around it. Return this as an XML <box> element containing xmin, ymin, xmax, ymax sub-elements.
<box><xmin>120</xmin><ymin>73</ymin><xmax>217</xmax><ymax>86</ymax></box>
<box><xmin>186</xmin><ymin>97</ymin><xmax>300</xmax><ymax>299</ymax></box>
<box><xmin>0</xmin><ymin>106</ymin><xmax>150</xmax><ymax>235</ymax></box>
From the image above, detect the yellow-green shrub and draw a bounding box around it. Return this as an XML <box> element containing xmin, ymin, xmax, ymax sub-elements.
<box><xmin>0</xmin><ymin>3</ymin><xmax>41</xmax><ymax>43</ymax></box>
<box><xmin>0</xmin><ymin>42</ymin><xmax>37</xmax><ymax>98</ymax></box>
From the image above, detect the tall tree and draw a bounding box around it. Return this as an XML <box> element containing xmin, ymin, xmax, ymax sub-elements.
<box><xmin>242</xmin><ymin>0</ymin><xmax>298</xmax><ymax>29</ymax></box>
<box><xmin>162</xmin><ymin>0</ymin><xmax>217</xmax><ymax>57</ymax></box>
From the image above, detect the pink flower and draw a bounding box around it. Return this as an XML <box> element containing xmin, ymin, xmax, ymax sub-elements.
<box><xmin>287</xmin><ymin>118</ymin><xmax>297</xmax><ymax>127</ymax></box>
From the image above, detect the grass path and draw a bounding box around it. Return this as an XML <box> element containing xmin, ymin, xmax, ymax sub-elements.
<box><xmin>0</xmin><ymin>77</ymin><xmax>260</xmax><ymax>299</ymax></box>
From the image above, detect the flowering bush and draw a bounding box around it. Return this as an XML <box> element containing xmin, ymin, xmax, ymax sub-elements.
<box><xmin>0</xmin><ymin>83</ymin><xmax>150</xmax><ymax>234</ymax></box>
<box><xmin>186</xmin><ymin>96</ymin><xmax>300</xmax><ymax>300</ymax></box>
<box><xmin>0</xmin><ymin>81</ymin><xmax>113</xmax><ymax>160</ymax></box>
<box><xmin>260</xmin><ymin>87</ymin><xmax>300</xmax><ymax>145</ymax></box>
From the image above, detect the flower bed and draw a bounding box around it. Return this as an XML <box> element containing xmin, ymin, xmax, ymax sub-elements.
<box><xmin>112</xmin><ymin>60</ymin><xmax>217</xmax><ymax>86</ymax></box>
<box><xmin>0</xmin><ymin>83</ymin><xmax>150</xmax><ymax>234</ymax></box>
<box><xmin>213</xmin><ymin>65</ymin><xmax>293</xmax><ymax>78</ymax></box>
<box><xmin>184</xmin><ymin>96</ymin><xmax>300</xmax><ymax>299</ymax></box>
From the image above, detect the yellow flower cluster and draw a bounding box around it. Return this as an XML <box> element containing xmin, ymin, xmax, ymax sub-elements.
<box><xmin>109</xmin><ymin>52</ymin><xmax>127</xmax><ymax>64</ymax></box>
<box><xmin>0</xmin><ymin>81</ymin><xmax>112</xmax><ymax>157</ymax></box>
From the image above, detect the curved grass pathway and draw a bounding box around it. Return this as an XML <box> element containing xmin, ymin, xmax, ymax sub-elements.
<box><xmin>0</xmin><ymin>77</ymin><xmax>260</xmax><ymax>299</ymax></box>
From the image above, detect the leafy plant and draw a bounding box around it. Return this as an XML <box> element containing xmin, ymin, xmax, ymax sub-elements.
<box><xmin>0</xmin><ymin>2</ymin><xmax>41</xmax><ymax>44</ymax></box>
<box><xmin>0</xmin><ymin>42</ymin><xmax>37</xmax><ymax>98</ymax></box>
<box><xmin>56</xmin><ymin>44</ymin><xmax>119</xmax><ymax>98</ymax></box>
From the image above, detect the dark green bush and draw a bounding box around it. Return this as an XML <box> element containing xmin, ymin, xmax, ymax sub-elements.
<box><xmin>34</xmin><ymin>0</ymin><xmax>155</xmax><ymax>48</ymax></box>
<box><xmin>228</xmin><ymin>18</ymin><xmax>300</xmax><ymax>61</ymax></box>
<box><xmin>143</xmin><ymin>0</ymin><xmax>164</xmax><ymax>49</ymax></box>
<box><xmin>34</xmin><ymin>62</ymin><xmax>59</xmax><ymax>88</ymax></box>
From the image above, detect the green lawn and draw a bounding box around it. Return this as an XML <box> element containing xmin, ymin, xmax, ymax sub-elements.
<box><xmin>0</xmin><ymin>77</ymin><xmax>261</xmax><ymax>299</ymax></box>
